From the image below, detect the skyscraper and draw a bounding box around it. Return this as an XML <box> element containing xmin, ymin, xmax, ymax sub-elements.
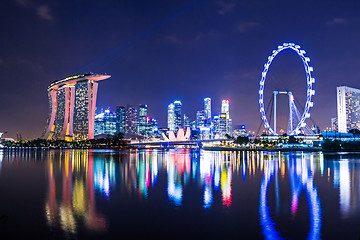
<box><xmin>168</xmin><ymin>100</ymin><xmax>182</xmax><ymax>132</ymax></box>
<box><xmin>94</xmin><ymin>108</ymin><xmax>116</xmax><ymax>136</ymax></box>
<box><xmin>137</xmin><ymin>104</ymin><xmax>148</xmax><ymax>135</ymax></box>
<box><xmin>174</xmin><ymin>101</ymin><xmax>182</xmax><ymax>132</ymax></box>
<box><xmin>116</xmin><ymin>106</ymin><xmax>126</xmax><ymax>134</ymax></box>
<box><xmin>221</xmin><ymin>99</ymin><xmax>231</xmax><ymax>136</ymax></box>
<box><xmin>184</xmin><ymin>114</ymin><xmax>191</xmax><ymax>128</ymax></box>
<box><xmin>337</xmin><ymin>86</ymin><xmax>360</xmax><ymax>133</ymax></box>
<box><xmin>196</xmin><ymin>110</ymin><xmax>207</xmax><ymax>129</ymax></box>
<box><xmin>204</xmin><ymin>97</ymin><xmax>211</xmax><ymax>119</ymax></box>
<box><xmin>125</xmin><ymin>106</ymin><xmax>138</xmax><ymax>134</ymax></box>
<box><xmin>43</xmin><ymin>73</ymin><xmax>110</xmax><ymax>141</ymax></box>
<box><xmin>168</xmin><ymin>103</ymin><xmax>175</xmax><ymax>131</ymax></box>
<box><xmin>221</xmin><ymin>99</ymin><xmax>230</xmax><ymax>119</ymax></box>
<box><xmin>219</xmin><ymin>113</ymin><xmax>227</xmax><ymax>138</ymax></box>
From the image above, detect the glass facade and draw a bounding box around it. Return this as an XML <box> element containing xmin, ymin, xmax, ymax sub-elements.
<box><xmin>337</xmin><ymin>86</ymin><xmax>360</xmax><ymax>133</ymax></box>
<box><xmin>73</xmin><ymin>81</ymin><xmax>89</xmax><ymax>140</ymax></box>
<box><xmin>137</xmin><ymin>105</ymin><xmax>148</xmax><ymax>135</ymax></box>
<box><xmin>116</xmin><ymin>106</ymin><xmax>126</xmax><ymax>134</ymax></box>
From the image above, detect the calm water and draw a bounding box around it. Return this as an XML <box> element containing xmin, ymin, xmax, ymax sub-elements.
<box><xmin>0</xmin><ymin>149</ymin><xmax>360</xmax><ymax>239</ymax></box>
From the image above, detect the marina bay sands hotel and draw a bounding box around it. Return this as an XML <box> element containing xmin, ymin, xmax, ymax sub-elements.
<box><xmin>43</xmin><ymin>73</ymin><xmax>110</xmax><ymax>141</ymax></box>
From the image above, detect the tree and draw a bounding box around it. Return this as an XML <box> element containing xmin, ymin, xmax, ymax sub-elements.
<box><xmin>349</xmin><ymin>129</ymin><xmax>360</xmax><ymax>135</ymax></box>
<box><xmin>236</xmin><ymin>136</ymin><xmax>250</xmax><ymax>145</ymax></box>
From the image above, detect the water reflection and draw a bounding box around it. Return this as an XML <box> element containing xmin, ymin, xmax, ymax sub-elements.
<box><xmin>45</xmin><ymin>150</ymin><xmax>107</xmax><ymax>234</ymax></box>
<box><xmin>259</xmin><ymin>152</ymin><xmax>321</xmax><ymax>240</ymax></box>
<box><xmin>2</xmin><ymin>149</ymin><xmax>360</xmax><ymax>238</ymax></box>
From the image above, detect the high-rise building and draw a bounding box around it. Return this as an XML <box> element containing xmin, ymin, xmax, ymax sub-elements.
<box><xmin>204</xmin><ymin>97</ymin><xmax>211</xmax><ymax>119</ymax></box>
<box><xmin>43</xmin><ymin>73</ymin><xmax>110</xmax><ymax>141</ymax></box>
<box><xmin>221</xmin><ymin>99</ymin><xmax>230</xmax><ymax>119</ymax></box>
<box><xmin>184</xmin><ymin>114</ymin><xmax>191</xmax><ymax>128</ymax></box>
<box><xmin>116</xmin><ymin>106</ymin><xmax>126</xmax><ymax>134</ymax></box>
<box><xmin>94</xmin><ymin>108</ymin><xmax>116</xmax><ymax>136</ymax></box>
<box><xmin>219</xmin><ymin>113</ymin><xmax>227</xmax><ymax>138</ymax></box>
<box><xmin>125</xmin><ymin>106</ymin><xmax>138</xmax><ymax>134</ymax></box>
<box><xmin>168</xmin><ymin>103</ymin><xmax>175</xmax><ymax>131</ymax></box>
<box><xmin>137</xmin><ymin>104</ymin><xmax>148</xmax><ymax>135</ymax></box>
<box><xmin>168</xmin><ymin>100</ymin><xmax>182</xmax><ymax>132</ymax></box>
<box><xmin>221</xmin><ymin>99</ymin><xmax>231</xmax><ymax>136</ymax></box>
<box><xmin>174</xmin><ymin>101</ymin><xmax>182</xmax><ymax>131</ymax></box>
<box><xmin>213</xmin><ymin>115</ymin><xmax>220</xmax><ymax>138</ymax></box>
<box><xmin>196</xmin><ymin>110</ymin><xmax>207</xmax><ymax>129</ymax></box>
<box><xmin>331</xmin><ymin>117</ymin><xmax>338</xmax><ymax>132</ymax></box>
<box><xmin>337</xmin><ymin>86</ymin><xmax>360</xmax><ymax>133</ymax></box>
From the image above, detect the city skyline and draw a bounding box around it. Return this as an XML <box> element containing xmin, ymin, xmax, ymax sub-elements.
<box><xmin>1</xmin><ymin>0</ymin><xmax>360</xmax><ymax>139</ymax></box>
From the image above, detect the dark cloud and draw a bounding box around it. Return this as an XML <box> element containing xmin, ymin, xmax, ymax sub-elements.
<box><xmin>36</xmin><ymin>5</ymin><xmax>53</xmax><ymax>21</ymax></box>
<box><xmin>217</xmin><ymin>1</ymin><xmax>236</xmax><ymax>15</ymax></box>
<box><xmin>326</xmin><ymin>17</ymin><xmax>347</xmax><ymax>26</ymax></box>
<box><xmin>237</xmin><ymin>21</ymin><xmax>259</xmax><ymax>33</ymax></box>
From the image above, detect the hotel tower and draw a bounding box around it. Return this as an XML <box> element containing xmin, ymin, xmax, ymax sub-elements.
<box><xmin>43</xmin><ymin>73</ymin><xmax>111</xmax><ymax>141</ymax></box>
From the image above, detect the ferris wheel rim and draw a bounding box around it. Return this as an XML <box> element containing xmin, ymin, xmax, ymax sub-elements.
<box><xmin>258</xmin><ymin>43</ymin><xmax>315</xmax><ymax>135</ymax></box>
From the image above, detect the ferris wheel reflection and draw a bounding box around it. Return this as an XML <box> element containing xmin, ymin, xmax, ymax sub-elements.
<box><xmin>259</xmin><ymin>153</ymin><xmax>321</xmax><ymax>240</ymax></box>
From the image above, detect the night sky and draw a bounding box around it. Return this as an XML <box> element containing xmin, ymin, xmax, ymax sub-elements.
<box><xmin>1</xmin><ymin>0</ymin><xmax>360</xmax><ymax>139</ymax></box>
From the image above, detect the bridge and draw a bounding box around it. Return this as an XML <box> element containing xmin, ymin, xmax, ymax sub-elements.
<box><xmin>128</xmin><ymin>138</ymin><xmax>235</xmax><ymax>148</ymax></box>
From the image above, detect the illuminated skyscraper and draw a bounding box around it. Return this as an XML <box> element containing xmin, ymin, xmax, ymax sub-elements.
<box><xmin>116</xmin><ymin>106</ymin><xmax>126</xmax><ymax>134</ymax></box>
<box><xmin>94</xmin><ymin>109</ymin><xmax>116</xmax><ymax>136</ymax></box>
<box><xmin>221</xmin><ymin>99</ymin><xmax>231</xmax><ymax>136</ymax></box>
<box><xmin>174</xmin><ymin>101</ymin><xmax>182</xmax><ymax>131</ymax></box>
<box><xmin>168</xmin><ymin>103</ymin><xmax>175</xmax><ymax>131</ymax></box>
<box><xmin>168</xmin><ymin>100</ymin><xmax>182</xmax><ymax>131</ymax></box>
<box><xmin>337</xmin><ymin>86</ymin><xmax>360</xmax><ymax>133</ymax></box>
<box><xmin>196</xmin><ymin>110</ymin><xmax>207</xmax><ymax>129</ymax></box>
<box><xmin>219</xmin><ymin>113</ymin><xmax>227</xmax><ymax>138</ymax></box>
<box><xmin>221</xmin><ymin>99</ymin><xmax>230</xmax><ymax>119</ymax></box>
<box><xmin>125</xmin><ymin>106</ymin><xmax>138</xmax><ymax>134</ymax></box>
<box><xmin>137</xmin><ymin>104</ymin><xmax>148</xmax><ymax>135</ymax></box>
<box><xmin>43</xmin><ymin>73</ymin><xmax>110</xmax><ymax>141</ymax></box>
<box><xmin>204</xmin><ymin>97</ymin><xmax>211</xmax><ymax>119</ymax></box>
<box><xmin>184</xmin><ymin>114</ymin><xmax>191</xmax><ymax>128</ymax></box>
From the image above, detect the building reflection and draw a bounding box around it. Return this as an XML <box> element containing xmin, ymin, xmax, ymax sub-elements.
<box><xmin>45</xmin><ymin>150</ymin><xmax>107</xmax><ymax>234</ymax></box>
<box><xmin>38</xmin><ymin>148</ymin><xmax>360</xmax><ymax>237</ymax></box>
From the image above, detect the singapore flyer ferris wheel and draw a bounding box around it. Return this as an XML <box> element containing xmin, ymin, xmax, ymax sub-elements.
<box><xmin>258</xmin><ymin>43</ymin><xmax>315</xmax><ymax>135</ymax></box>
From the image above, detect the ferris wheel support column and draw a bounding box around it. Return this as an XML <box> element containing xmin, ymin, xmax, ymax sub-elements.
<box><xmin>274</xmin><ymin>91</ymin><xmax>277</xmax><ymax>135</ymax></box>
<box><xmin>289</xmin><ymin>93</ymin><xmax>293</xmax><ymax>134</ymax></box>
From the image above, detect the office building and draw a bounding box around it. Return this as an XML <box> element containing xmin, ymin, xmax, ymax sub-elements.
<box><xmin>94</xmin><ymin>109</ymin><xmax>116</xmax><ymax>136</ymax></box>
<box><xmin>168</xmin><ymin>100</ymin><xmax>182</xmax><ymax>132</ymax></box>
<box><xmin>233</xmin><ymin>125</ymin><xmax>247</xmax><ymax>138</ymax></box>
<box><xmin>137</xmin><ymin>104</ymin><xmax>148</xmax><ymax>135</ymax></box>
<box><xmin>331</xmin><ymin>117</ymin><xmax>338</xmax><ymax>132</ymax></box>
<box><xmin>196</xmin><ymin>110</ymin><xmax>207</xmax><ymax>129</ymax></box>
<box><xmin>213</xmin><ymin>115</ymin><xmax>220</xmax><ymax>138</ymax></box>
<box><xmin>43</xmin><ymin>73</ymin><xmax>110</xmax><ymax>141</ymax></box>
<box><xmin>116</xmin><ymin>106</ymin><xmax>126</xmax><ymax>134</ymax></box>
<box><xmin>337</xmin><ymin>86</ymin><xmax>360</xmax><ymax>133</ymax></box>
<box><xmin>204</xmin><ymin>97</ymin><xmax>211</xmax><ymax>119</ymax></box>
<box><xmin>221</xmin><ymin>99</ymin><xmax>231</xmax><ymax>136</ymax></box>
<box><xmin>168</xmin><ymin>103</ymin><xmax>175</xmax><ymax>131</ymax></box>
<box><xmin>184</xmin><ymin>114</ymin><xmax>191</xmax><ymax>128</ymax></box>
<box><xmin>174</xmin><ymin>101</ymin><xmax>182</xmax><ymax>131</ymax></box>
<box><xmin>221</xmin><ymin>99</ymin><xmax>230</xmax><ymax>119</ymax></box>
<box><xmin>125</xmin><ymin>106</ymin><xmax>138</xmax><ymax>134</ymax></box>
<box><xmin>219</xmin><ymin>113</ymin><xmax>227</xmax><ymax>138</ymax></box>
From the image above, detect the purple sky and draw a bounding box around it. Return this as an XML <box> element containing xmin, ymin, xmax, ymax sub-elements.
<box><xmin>1</xmin><ymin>0</ymin><xmax>360</xmax><ymax>139</ymax></box>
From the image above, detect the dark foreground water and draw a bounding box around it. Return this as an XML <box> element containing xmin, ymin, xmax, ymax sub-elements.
<box><xmin>0</xmin><ymin>149</ymin><xmax>360</xmax><ymax>239</ymax></box>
